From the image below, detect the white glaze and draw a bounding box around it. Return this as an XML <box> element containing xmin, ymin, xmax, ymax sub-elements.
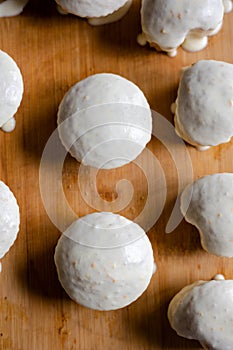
<box><xmin>55</xmin><ymin>0</ymin><xmax>130</xmax><ymax>19</ymax></box>
<box><xmin>181</xmin><ymin>33</ymin><xmax>208</xmax><ymax>53</ymax></box>
<box><xmin>170</xmin><ymin>102</ymin><xmax>176</xmax><ymax>114</ymax></box>
<box><xmin>137</xmin><ymin>33</ymin><xmax>147</xmax><ymax>46</ymax></box>
<box><xmin>207</xmin><ymin>21</ymin><xmax>223</xmax><ymax>36</ymax></box>
<box><xmin>196</xmin><ymin>146</ymin><xmax>211</xmax><ymax>151</ymax></box>
<box><xmin>168</xmin><ymin>279</ymin><xmax>233</xmax><ymax>350</ymax></box>
<box><xmin>0</xmin><ymin>0</ymin><xmax>28</xmax><ymax>17</ymax></box>
<box><xmin>173</xmin><ymin>60</ymin><xmax>233</xmax><ymax>149</ymax></box>
<box><xmin>213</xmin><ymin>274</ymin><xmax>225</xmax><ymax>281</ymax></box>
<box><xmin>57</xmin><ymin>73</ymin><xmax>152</xmax><ymax>169</ymax></box>
<box><xmin>139</xmin><ymin>0</ymin><xmax>224</xmax><ymax>56</ymax></box>
<box><xmin>167</xmin><ymin>49</ymin><xmax>177</xmax><ymax>58</ymax></box>
<box><xmin>0</xmin><ymin>50</ymin><xmax>23</xmax><ymax>131</ymax></box>
<box><xmin>181</xmin><ymin>173</ymin><xmax>233</xmax><ymax>257</ymax></box>
<box><xmin>153</xmin><ymin>263</ymin><xmax>156</xmax><ymax>274</ymax></box>
<box><xmin>0</xmin><ymin>181</ymin><xmax>20</xmax><ymax>260</ymax></box>
<box><xmin>88</xmin><ymin>0</ymin><xmax>132</xmax><ymax>25</ymax></box>
<box><xmin>1</xmin><ymin>117</ymin><xmax>16</xmax><ymax>132</ymax></box>
<box><xmin>223</xmin><ymin>0</ymin><xmax>233</xmax><ymax>13</ymax></box>
<box><xmin>54</xmin><ymin>212</ymin><xmax>155</xmax><ymax>311</ymax></box>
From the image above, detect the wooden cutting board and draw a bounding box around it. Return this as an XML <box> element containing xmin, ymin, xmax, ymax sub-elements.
<box><xmin>0</xmin><ymin>1</ymin><xmax>233</xmax><ymax>349</ymax></box>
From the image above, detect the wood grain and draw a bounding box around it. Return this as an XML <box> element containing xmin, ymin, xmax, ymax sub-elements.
<box><xmin>0</xmin><ymin>1</ymin><xmax>233</xmax><ymax>349</ymax></box>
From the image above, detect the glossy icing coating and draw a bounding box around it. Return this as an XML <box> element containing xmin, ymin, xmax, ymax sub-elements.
<box><xmin>0</xmin><ymin>181</ymin><xmax>20</xmax><ymax>260</ymax></box>
<box><xmin>139</xmin><ymin>0</ymin><xmax>224</xmax><ymax>56</ymax></box>
<box><xmin>0</xmin><ymin>0</ymin><xmax>28</xmax><ymax>17</ymax></box>
<box><xmin>54</xmin><ymin>212</ymin><xmax>155</xmax><ymax>310</ymax></box>
<box><xmin>181</xmin><ymin>173</ymin><xmax>233</xmax><ymax>257</ymax></box>
<box><xmin>223</xmin><ymin>0</ymin><xmax>233</xmax><ymax>13</ymax></box>
<box><xmin>173</xmin><ymin>60</ymin><xmax>233</xmax><ymax>149</ymax></box>
<box><xmin>168</xmin><ymin>278</ymin><xmax>233</xmax><ymax>350</ymax></box>
<box><xmin>55</xmin><ymin>0</ymin><xmax>131</xmax><ymax>23</ymax></box>
<box><xmin>1</xmin><ymin>118</ymin><xmax>16</xmax><ymax>132</ymax></box>
<box><xmin>0</xmin><ymin>50</ymin><xmax>23</xmax><ymax>132</ymax></box>
<box><xmin>88</xmin><ymin>0</ymin><xmax>132</xmax><ymax>25</ymax></box>
<box><xmin>57</xmin><ymin>73</ymin><xmax>152</xmax><ymax>169</ymax></box>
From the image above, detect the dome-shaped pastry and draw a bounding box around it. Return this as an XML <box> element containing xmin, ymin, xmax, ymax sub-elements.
<box><xmin>168</xmin><ymin>276</ymin><xmax>233</xmax><ymax>350</ymax></box>
<box><xmin>172</xmin><ymin>60</ymin><xmax>233</xmax><ymax>150</ymax></box>
<box><xmin>54</xmin><ymin>212</ymin><xmax>155</xmax><ymax>310</ymax></box>
<box><xmin>181</xmin><ymin>173</ymin><xmax>233</xmax><ymax>257</ymax></box>
<box><xmin>0</xmin><ymin>50</ymin><xmax>24</xmax><ymax>132</ymax></box>
<box><xmin>0</xmin><ymin>181</ymin><xmax>20</xmax><ymax>262</ymax></box>
<box><xmin>0</xmin><ymin>0</ymin><xmax>28</xmax><ymax>17</ymax></box>
<box><xmin>138</xmin><ymin>0</ymin><xmax>231</xmax><ymax>57</ymax></box>
<box><xmin>57</xmin><ymin>73</ymin><xmax>152</xmax><ymax>169</ymax></box>
<box><xmin>55</xmin><ymin>0</ymin><xmax>132</xmax><ymax>25</ymax></box>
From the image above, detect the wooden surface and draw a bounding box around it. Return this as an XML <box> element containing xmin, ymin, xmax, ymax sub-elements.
<box><xmin>0</xmin><ymin>1</ymin><xmax>233</xmax><ymax>349</ymax></box>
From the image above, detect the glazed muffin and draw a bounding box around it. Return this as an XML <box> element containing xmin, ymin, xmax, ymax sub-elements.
<box><xmin>172</xmin><ymin>60</ymin><xmax>233</xmax><ymax>150</ymax></box>
<box><xmin>0</xmin><ymin>181</ymin><xmax>20</xmax><ymax>270</ymax></box>
<box><xmin>168</xmin><ymin>275</ymin><xmax>233</xmax><ymax>350</ymax></box>
<box><xmin>138</xmin><ymin>0</ymin><xmax>231</xmax><ymax>57</ymax></box>
<box><xmin>57</xmin><ymin>73</ymin><xmax>152</xmax><ymax>169</ymax></box>
<box><xmin>55</xmin><ymin>0</ymin><xmax>132</xmax><ymax>25</ymax></box>
<box><xmin>0</xmin><ymin>0</ymin><xmax>28</xmax><ymax>17</ymax></box>
<box><xmin>181</xmin><ymin>173</ymin><xmax>233</xmax><ymax>257</ymax></box>
<box><xmin>0</xmin><ymin>50</ymin><xmax>24</xmax><ymax>132</ymax></box>
<box><xmin>54</xmin><ymin>212</ymin><xmax>156</xmax><ymax>310</ymax></box>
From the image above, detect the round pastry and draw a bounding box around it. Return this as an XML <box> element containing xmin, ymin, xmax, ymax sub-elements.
<box><xmin>138</xmin><ymin>0</ymin><xmax>230</xmax><ymax>57</ymax></box>
<box><xmin>55</xmin><ymin>0</ymin><xmax>132</xmax><ymax>26</ymax></box>
<box><xmin>57</xmin><ymin>73</ymin><xmax>152</xmax><ymax>169</ymax></box>
<box><xmin>168</xmin><ymin>276</ymin><xmax>233</xmax><ymax>350</ymax></box>
<box><xmin>0</xmin><ymin>0</ymin><xmax>28</xmax><ymax>17</ymax></box>
<box><xmin>181</xmin><ymin>173</ymin><xmax>233</xmax><ymax>257</ymax></box>
<box><xmin>172</xmin><ymin>60</ymin><xmax>233</xmax><ymax>150</ymax></box>
<box><xmin>0</xmin><ymin>50</ymin><xmax>24</xmax><ymax>132</ymax></box>
<box><xmin>54</xmin><ymin>212</ymin><xmax>155</xmax><ymax>311</ymax></box>
<box><xmin>0</xmin><ymin>181</ymin><xmax>20</xmax><ymax>261</ymax></box>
